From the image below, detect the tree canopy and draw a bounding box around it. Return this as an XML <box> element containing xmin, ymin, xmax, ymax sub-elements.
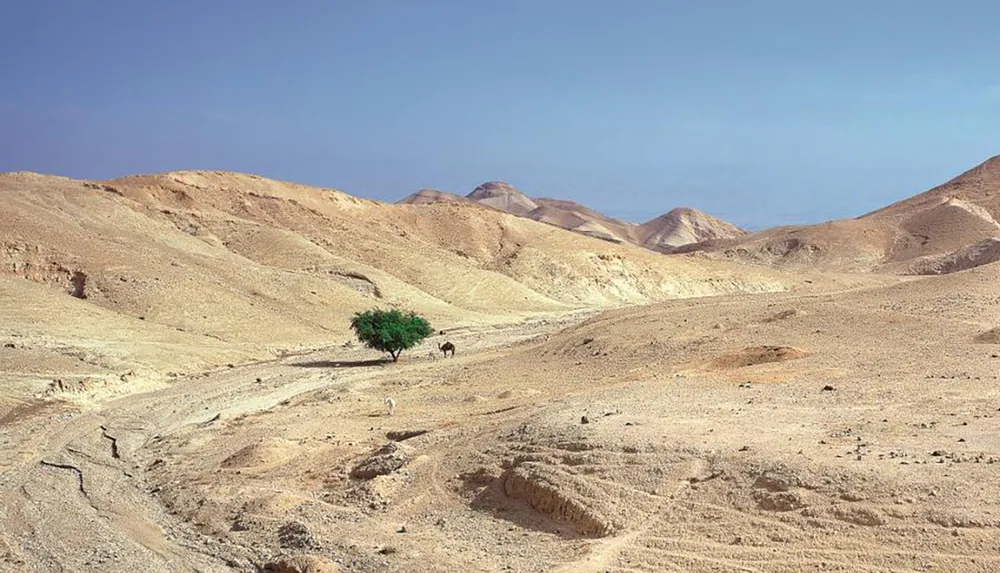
<box><xmin>350</xmin><ymin>308</ymin><xmax>433</xmax><ymax>362</ymax></box>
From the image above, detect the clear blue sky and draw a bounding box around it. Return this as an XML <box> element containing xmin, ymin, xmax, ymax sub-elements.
<box><xmin>2</xmin><ymin>1</ymin><xmax>998</xmax><ymax>229</ymax></box>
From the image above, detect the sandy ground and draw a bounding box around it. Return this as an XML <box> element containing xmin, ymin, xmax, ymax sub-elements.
<box><xmin>5</xmin><ymin>269</ymin><xmax>1000</xmax><ymax>572</ymax></box>
<box><xmin>6</xmin><ymin>166</ymin><xmax>1000</xmax><ymax>572</ymax></box>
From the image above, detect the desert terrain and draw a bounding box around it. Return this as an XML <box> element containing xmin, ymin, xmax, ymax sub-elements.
<box><xmin>4</xmin><ymin>162</ymin><xmax>1000</xmax><ymax>572</ymax></box>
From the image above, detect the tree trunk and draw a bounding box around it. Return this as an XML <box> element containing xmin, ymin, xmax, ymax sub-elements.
<box><xmin>391</xmin><ymin>350</ymin><xmax>400</xmax><ymax>362</ymax></box>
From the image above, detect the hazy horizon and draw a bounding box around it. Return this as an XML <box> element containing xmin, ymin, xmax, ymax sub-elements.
<box><xmin>2</xmin><ymin>1</ymin><xmax>998</xmax><ymax>229</ymax></box>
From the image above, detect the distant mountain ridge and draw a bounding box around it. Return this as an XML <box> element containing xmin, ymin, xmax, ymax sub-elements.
<box><xmin>638</xmin><ymin>207</ymin><xmax>748</xmax><ymax>251</ymax></box>
<box><xmin>466</xmin><ymin>181</ymin><xmax>538</xmax><ymax>215</ymax></box>
<box><xmin>397</xmin><ymin>181</ymin><xmax>746</xmax><ymax>251</ymax></box>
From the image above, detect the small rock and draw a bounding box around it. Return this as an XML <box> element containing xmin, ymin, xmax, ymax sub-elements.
<box><xmin>262</xmin><ymin>554</ymin><xmax>340</xmax><ymax>573</ymax></box>
<box><xmin>386</xmin><ymin>429</ymin><xmax>429</xmax><ymax>442</ymax></box>
<box><xmin>822</xmin><ymin>385</ymin><xmax>836</xmax><ymax>392</ymax></box>
<box><xmin>277</xmin><ymin>521</ymin><xmax>321</xmax><ymax>551</ymax></box>
<box><xmin>580</xmin><ymin>415</ymin><xmax>590</xmax><ymax>425</ymax></box>
<box><xmin>350</xmin><ymin>443</ymin><xmax>409</xmax><ymax>479</ymax></box>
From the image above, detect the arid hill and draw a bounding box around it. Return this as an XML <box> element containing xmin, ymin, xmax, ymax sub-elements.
<box><xmin>398</xmin><ymin>181</ymin><xmax>745</xmax><ymax>251</ymax></box>
<box><xmin>527</xmin><ymin>198</ymin><xmax>639</xmax><ymax>244</ymax></box>
<box><xmin>395</xmin><ymin>188</ymin><xmax>471</xmax><ymax>205</ymax></box>
<box><xmin>0</xmin><ymin>170</ymin><xmax>793</xmax><ymax>400</ymax></box>
<box><xmin>700</xmin><ymin>155</ymin><xmax>1000</xmax><ymax>272</ymax></box>
<box><xmin>466</xmin><ymin>181</ymin><xmax>539</xmax><ymax>215</ymax></box>
<box><xmin>637</xmin><ymin>207</ymin><xmax>748</xmax><ymax>252</ymax></box>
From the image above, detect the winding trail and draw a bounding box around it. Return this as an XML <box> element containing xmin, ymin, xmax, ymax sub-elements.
<box><xmin>0</xmin><ymin>313</ymin><xmax>583</xmax><ymax>571</ymax></box>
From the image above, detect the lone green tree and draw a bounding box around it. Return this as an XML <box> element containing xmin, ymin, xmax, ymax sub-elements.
<box><xmin>350</xmin><ymin>308</ymin><xmax>433</xmax><ymax>362</ymax></box>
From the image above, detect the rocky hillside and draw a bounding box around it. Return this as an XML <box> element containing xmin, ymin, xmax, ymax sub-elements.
<box><xmin>0</xmin><ymin>170</ymin><xmax>793</xmax><ymax>382</ymax></box>
<box><xmin>693</xmin><ymin>155</ymin><xmax>1000</xmax><ymax>273</ymax></box>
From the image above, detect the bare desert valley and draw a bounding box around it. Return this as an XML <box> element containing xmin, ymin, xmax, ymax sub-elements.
<box><xmin>6</xmin><ymin>158</ymin><xmax>1000</xmax><ymax>573</ymax></box>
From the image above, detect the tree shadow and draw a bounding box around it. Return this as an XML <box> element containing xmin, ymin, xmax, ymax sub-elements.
<box><xmin>292</xmin><ymin>359</ymin><xmax>390</xmax><ymax>368</ymax></box>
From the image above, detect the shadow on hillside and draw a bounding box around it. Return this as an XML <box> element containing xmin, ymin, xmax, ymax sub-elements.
<box><xmin>292</xmin><ymin>359</ymin><xmax>390</xmax><ymax>369</ymax></box>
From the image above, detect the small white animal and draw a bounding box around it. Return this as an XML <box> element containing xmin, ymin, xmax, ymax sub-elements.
<box><xmin>384</xmin><ymin>397</ymin><xmax>396</xmax><ymax>416</ymax></box>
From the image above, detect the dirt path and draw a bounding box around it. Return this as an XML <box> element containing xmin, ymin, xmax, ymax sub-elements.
<box><xmin>0</xmin><ymin>312</ymin><xmax>590</xmax><ymax>572</ymax></box>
